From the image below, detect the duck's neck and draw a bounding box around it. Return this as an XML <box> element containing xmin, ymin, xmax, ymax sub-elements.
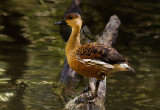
<box><xmin>66</xmin><ymin>27</ymin><xmax>81</xmax><ymax>56</ymax></box>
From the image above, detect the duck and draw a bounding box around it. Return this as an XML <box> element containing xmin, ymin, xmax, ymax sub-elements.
<box><xmin>60</xmin><ymin>0</ymin><xmax>82</xmax><ymax>41</ymax></box>
<box><xmin>55</xmin><ymin>13</ymin><xmax>135</xmax><ymax>101</ymax></box>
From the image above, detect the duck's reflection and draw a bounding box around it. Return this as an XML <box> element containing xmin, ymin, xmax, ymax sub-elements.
<box><xmin>0</xmin><ymin>40</ymin><xmax>28</xmax><ymax>110</ymax></box>
<box><xmin>0</xmin><ymin>43</ymin><xmax>28</xmax><ymax>84</ymax></box>
<box><xmin>0</xmin><ymin>0</ymin><xmax>29</xmax><ymax>109</ymax></box>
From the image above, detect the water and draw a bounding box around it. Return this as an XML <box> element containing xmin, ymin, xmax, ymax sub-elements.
<box><xmin>0</xmin><ymin>0</ymin><xmax>160</xmax><ymax>110</ymax></box>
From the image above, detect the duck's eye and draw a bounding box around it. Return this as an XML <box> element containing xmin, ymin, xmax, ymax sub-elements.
<box><xmin>68</xmin><ymin>16</ymin><xmax>72</xmax><ymax>19</ymax></box>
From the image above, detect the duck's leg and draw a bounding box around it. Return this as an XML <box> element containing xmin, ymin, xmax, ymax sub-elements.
<box><xmin>77</xmin><ymin>79</ymin><xmax>100</xmax><ymax>103</ymax></box>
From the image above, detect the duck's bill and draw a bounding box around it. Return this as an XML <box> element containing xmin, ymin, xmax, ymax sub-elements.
<box><xmin>54</xmin><ymin>20</ymin><xmax>67</xmax><ymax>25</ymax></box>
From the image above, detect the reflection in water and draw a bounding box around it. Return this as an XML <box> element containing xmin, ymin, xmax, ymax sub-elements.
<box><xmin>0</xmin><ymin>0</ymin><xmax>160</xmax><ymax>109</ymax></box>
<box><xmin>0</xmin><ymin>43</ymin><xmax>29</xmax><ymax>84</ymax></box>
<box><xmin>0</xmin><ymin>35</ymin><xmax>28</xmax><ymax>110</ymax></box>
<box><xmin>0</xmin><ymin>82</ymin><xmax>27</xmax><ymax>110</ymax></box>
<box><xmin>0</xmin><ymin>0</ymin><xmax>66</xmax><ymax>109</ymax></box>
<box><xmin>0</xmin><ymin>0</ymin><xmax>30</xmax><ymax>44</ymax></box>
<box><xmin>0</xmin><ymin>0</ymin><xmax>29</xmax><ymax>109</ymax></box>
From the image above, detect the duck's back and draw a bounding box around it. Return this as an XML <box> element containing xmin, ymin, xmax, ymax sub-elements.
<box><xmin>67</xmin><ymin>42</ymin><xmax>127</xmax><ymax>79</ymax></box>
<box><xmin>75</xmin><ymin>43</ymin><xmax>126</xmax><ymax>64</ymax></box>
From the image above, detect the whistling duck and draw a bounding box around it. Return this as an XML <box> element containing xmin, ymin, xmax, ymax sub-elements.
<box><xmin>55</xmin><ymin>13</ymin><xmax>135</xmax><ymax>101</ymax></box>
<box><xmin>60</xmin><ymin>0</ymin><xmax>82</xmax><ymax>41</ymax></box>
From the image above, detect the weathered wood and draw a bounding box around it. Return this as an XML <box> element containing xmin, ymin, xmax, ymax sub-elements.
<box><xmin>95</xmin><ymin>15</ymin><xmax>121</xmax><ymax>46</ymax></box>
<box><xmin>65</xmin><ymin>15</ymin><xmax>121</xmax><ymax>110</ymax></box>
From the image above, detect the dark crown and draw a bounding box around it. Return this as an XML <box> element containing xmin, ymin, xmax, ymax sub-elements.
<box><xmin>65</xmin><ymin>13</ymin><xmax>80</xmax><ymax>20</ymax></box>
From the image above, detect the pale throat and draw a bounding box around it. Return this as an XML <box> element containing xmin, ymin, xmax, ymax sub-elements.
<box><xmin>65</xmin><ymin>26</ymin><xmax>81</xmax><ymax>56</ymax></box>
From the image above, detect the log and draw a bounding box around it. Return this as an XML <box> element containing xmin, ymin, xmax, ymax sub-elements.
<box><xmin>65</xmin><ymin>15</ymin><xmax>121</xmax><ymax>110</ymax></box>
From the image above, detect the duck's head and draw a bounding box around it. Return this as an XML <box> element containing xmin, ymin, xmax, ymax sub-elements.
<box><xmin>55</xmin><ymin>13</ymin><xmax>82</xmax><ymax>28</ymax></box>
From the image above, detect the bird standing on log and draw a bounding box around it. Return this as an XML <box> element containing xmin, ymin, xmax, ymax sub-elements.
<box><xmin>55</xmin><ymin>13</ymin><xmax>135</xmax><ymax>101</ymax></box>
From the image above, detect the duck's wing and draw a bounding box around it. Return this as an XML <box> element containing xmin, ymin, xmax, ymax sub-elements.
<box><xmin>75</xmin><ymin>43</ymin><xmax>126</xmax><ymax>64</ymax></box>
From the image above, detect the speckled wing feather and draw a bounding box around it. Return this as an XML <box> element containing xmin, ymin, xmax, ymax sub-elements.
<box><xmin>75</xmin><ymin>43</ymin><xmax>126</xmax><ymax>64</ymax></box>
